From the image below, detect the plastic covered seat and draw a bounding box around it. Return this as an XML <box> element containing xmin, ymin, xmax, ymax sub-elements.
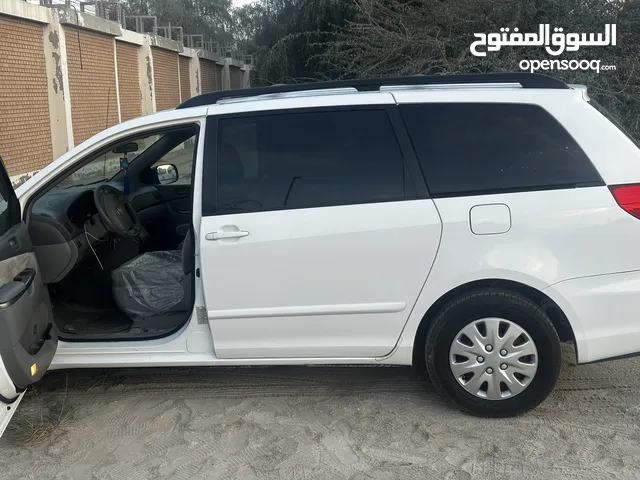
<box><xmin>112</xmin><ymin>231</ymin><xmax>193</xmax><ymax>318</ymax></box>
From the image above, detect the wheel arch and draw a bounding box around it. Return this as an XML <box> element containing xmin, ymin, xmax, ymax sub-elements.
<box><xmin>411</xmin><ymin>278</ymin><xmax>576</xmax><ymax>371</ymax></box>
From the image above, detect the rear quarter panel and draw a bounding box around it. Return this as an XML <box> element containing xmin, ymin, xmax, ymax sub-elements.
<box><xmin>389</xmin><ymin>88</ymin><xmax>640</xmax><ymax>365</ymax></box>
<box><xmin>393</xmin><ymin>186</ymin><xmax>640</xmax><ymax>365</ymax></box>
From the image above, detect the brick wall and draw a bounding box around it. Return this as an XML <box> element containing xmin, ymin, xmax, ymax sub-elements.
<box><xmin>152</xmin><ymin>47</ymin><xmax>180</xmax><ymax>111</ymax></box>
<box><xmin>0</xmin><ymin>16</ymin><xmax>53</xmax><ymax>175</ymax></box>
<box><xmin>217</xmin><ymin>64</ymin><xmax>224</xmax><ymax>90</ymax></box>
<box><xmin>65</xmin><ymin>27</ymin><xmax>118</xmax><ymax>144</ymax></box>
<box><xmin>116</xmin><ymin>41</ymin><xmax>141</xmax><ymax>121</ymax></box>
<box><xmin>0</xmin><ymin>4</ymin><xmax>251</xmax><ymax>181</ymax></box>
<box><xmin>201</xmin><ymin>59</ymin><xmax>218</xmax><ymax>93</ymax></box>
<box><xmin>230</xmin><ymin>66</ymin><xmax>243</xmax><ymax>90</ymax></box>
<box><xmin>179</xmin><ymin>55</ymin><xmax>191</xmax><ymax>102</ymax></box>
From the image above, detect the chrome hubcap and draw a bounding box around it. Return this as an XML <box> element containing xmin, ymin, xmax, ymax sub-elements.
<box><xmin>449</xmin><ymin>318</ymin><xmax>538</xmax><ymax>400</ymax></box>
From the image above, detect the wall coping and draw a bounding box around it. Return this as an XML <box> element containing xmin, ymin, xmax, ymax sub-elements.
<box><xmin>55</xmin><ymin>6</ymin><xmax>122</xmax><ymax>36</ymax></box>
<box><xmin>116</xmin><ymin>28</ymin><xmax>146</xmax><ymax>46</ymax></box>
<box><xmin>0</xmin><ymin>0</ymin><xmax>51</xmax><ymax>24</ymax></box>
<box><xmin>196</xmin><ymin>48</ymin><xmax>222</xmax><ymax>64</ymax></box>
<box><xmin>180</xmin><ymin>46</ymin><xmax>198</xmax><ymax>58</ymax></box>
<box><xmin>228</xmin><ymin>58</ymin><xmax>245</xmax><ymax>68</ymax></box>
<box><xmin>149</xmin><ymin>34</ymin><xmax>183</xmax><ymax>53</ymax></box>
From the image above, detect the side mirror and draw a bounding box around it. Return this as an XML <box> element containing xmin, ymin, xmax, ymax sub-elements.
<box><xmin>112</xmin><ymin>142</ymin><xmax>139</xmax><ymax>155</ymax></box>
<box><xmin>155</xmin><ymin>164</ymin><xmax>178</xmax><ymax>185</ymax></box>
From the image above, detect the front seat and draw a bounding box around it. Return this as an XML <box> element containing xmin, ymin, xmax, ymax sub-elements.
<box><xmin>111</xmin><ymin>230</ymin><xmax>193</xmax><ymax>318</ymax></box>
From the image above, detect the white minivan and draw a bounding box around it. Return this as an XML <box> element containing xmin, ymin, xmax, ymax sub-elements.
<box><xmin>2</xmin><ymin>73</ymin><xmax>640</xmax><ymax>432</ymax></box>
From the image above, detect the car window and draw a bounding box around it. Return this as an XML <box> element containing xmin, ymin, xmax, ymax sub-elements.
<box><xmin>49</xmin><ymin>133</ymin><xmax>163</xmax><ymax>192</ymax></box>
<box><xmin>401</xmin><ymin>103</ymin><xmax>602</xmax><ymax>196</ymax></box>
<box><xmin>204</xmin><ymin>109</ymin><xmax>415</xmax><ymax>215</ymax></box>
<box><xmin>150</xmin><ymin>134</ymin><xmax>197</xmax><ymax>185</ymax></box>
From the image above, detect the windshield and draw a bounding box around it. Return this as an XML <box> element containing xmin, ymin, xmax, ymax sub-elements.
<box><xmin>49</xmin><ymin>133</ymin><xmax>164</xmax><ymax>192</ymax></box>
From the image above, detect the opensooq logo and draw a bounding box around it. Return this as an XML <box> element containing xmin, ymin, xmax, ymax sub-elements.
<box><xmin>470</xmin><ymin>24</ymin><xmax>616</xmax><ymax>57</ymax></box>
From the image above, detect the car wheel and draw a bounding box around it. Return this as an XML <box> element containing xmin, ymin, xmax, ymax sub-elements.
<box><xmin>425</xmin><ymin>288</ymin><xmax>561</xmax><ymax>417</ymax></box>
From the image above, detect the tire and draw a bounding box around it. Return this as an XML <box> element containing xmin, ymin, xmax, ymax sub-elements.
<box><xmin>425</xmin><ymin>288</ymin><xmax>561</xmax><ymax>417</ymax></box>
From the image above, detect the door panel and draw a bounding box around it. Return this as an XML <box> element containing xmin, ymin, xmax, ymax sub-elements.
<box><xmin>198</xmin><ymin>105</ymin><xmax>439</xmax><ymax>359</ymax></box>
<box><xmin>158</xmin><ymin>184</ymin><xmax>191</xmax><ymax>222</ymax></box>
<box><xmin>0</xmin><ymin>389</ymin><xmax>23</xmax><ymax>437</ymax></box>
<box><xmin>132</xmin><ymin>184</ymin><xmax>191</xmax><ymax>250</ymax></box>
<box><xmin>0</xmin><ymin>158</ymin><xmax>58</xmax><ymax>437</ymax></box>
<box><xmin>200</xmin><ymin>200</ymin><xmax>441</xmax><ymax>358</ymax></box>
<box><xmin>0</xmin><ymin>234</ymin><xmax>57</xmax><ymax>389</ymax></box>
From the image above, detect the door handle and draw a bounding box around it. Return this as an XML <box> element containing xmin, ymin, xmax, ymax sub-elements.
<box><xmin>14</xmin><ymin>268</ymin><xmax>36</xmax><ymax>289</ymax></box>
<box><xmin>0</xmin><ymin>268</ymin><xmax>36</xmax><ymax>309</ymax></box>
<box><xmin>205</xmin><ymin>230</ymin><xmax>249</xmax><ymax>241</ymax></box>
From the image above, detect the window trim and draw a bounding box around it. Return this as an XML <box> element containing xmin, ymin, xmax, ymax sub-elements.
<box><xmin>399</xmin><ymin>102</ymin><xmax>605</xmax><ymax>198</ymax></box>
<box><xmin>0</xmin><ymin>158</ymin><xmax>21</xmax><ymax>235</ymax></box>
<box><xmin>202</xmin><ymin>105</ymin><xmax>429</xmax><ymax>217</ymax></box>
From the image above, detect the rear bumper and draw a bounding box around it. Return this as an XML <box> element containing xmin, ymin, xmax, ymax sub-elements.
<box><xmin>545</xmin><ymin>270</ymin><xmax>640</xmax><ymax>364</ymax></box>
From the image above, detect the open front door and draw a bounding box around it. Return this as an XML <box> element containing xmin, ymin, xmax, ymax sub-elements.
<box><xmin>0</xmin><ymin>158</ymin><xmax>58</xmax><ymax>437</ymax></box>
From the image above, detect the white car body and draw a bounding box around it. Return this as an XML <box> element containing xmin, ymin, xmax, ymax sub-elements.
<box><xmin>2</xmin><ymin>74</ymin><xmax>640</xmax><ymax>430</ymax></box>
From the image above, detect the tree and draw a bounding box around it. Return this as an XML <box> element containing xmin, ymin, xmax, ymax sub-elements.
<box><xmin>313</xmin><ymin>0</ymin><xmax>640</xmax><ymax>137</ymax></box>
<box><xmin>245</xmin><ymin>0</ymin><xmax>356</xmax><ymax>85</ymax></box>
<box><xmin>124</xmin><ymin>0</ymin><xmax>235</xmax><ymax>44</ymax></box>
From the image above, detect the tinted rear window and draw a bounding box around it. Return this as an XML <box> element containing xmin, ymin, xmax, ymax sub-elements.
<box><xmin>401</xmin><ymin>103</ymin><xmax>602</xmax><ymax>196</ymax></box>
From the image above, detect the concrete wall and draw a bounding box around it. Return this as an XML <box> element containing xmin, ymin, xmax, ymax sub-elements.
<box><xmin>0</xmin><ymin>0</ymin><xmax>251</xmax><ymax>183</ymax></box>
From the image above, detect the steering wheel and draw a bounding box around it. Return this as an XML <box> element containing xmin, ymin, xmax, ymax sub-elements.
<box><xmin>93</xmin><ymin>185</ymin><xmax>142</xmax><ymax>238</ymax></box>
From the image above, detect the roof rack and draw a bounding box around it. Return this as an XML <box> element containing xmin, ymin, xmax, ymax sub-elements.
<box><xmin>177</xmin><ymin>72</ymin><xmax>568</xmax><ymax>109</ymax></box>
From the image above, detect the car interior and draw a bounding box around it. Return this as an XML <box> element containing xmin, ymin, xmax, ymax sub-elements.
<box><xmin>26</xmin><ymin>124</ymin><xmax>199</xmax><ymax>341</ymax></box>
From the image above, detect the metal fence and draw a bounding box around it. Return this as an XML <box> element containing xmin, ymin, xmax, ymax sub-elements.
<box><xmin>28</xmin><ymin>0</ymin><xmax>252</xmax><ymax>63</ymax></box>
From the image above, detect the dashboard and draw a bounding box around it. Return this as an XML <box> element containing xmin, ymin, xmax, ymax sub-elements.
<box><xmin>66</xmin><ymin>190</ymin><xmax>99</xmax><ymax>228</ymax></box>
<box><xmin>28</xmin><ymin>179</ymin><xmax>181</xmax><ymax>284</ymax></box>
<box><xmin>29</xmin><ymin>187</ymin><xmax>110</xmax><ymax>284</ymax></box>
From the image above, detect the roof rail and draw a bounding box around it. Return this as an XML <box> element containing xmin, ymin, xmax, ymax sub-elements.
<box><xmin>177</xmin><ymin>72</ymin><xmax>568</xmax><ymax>109</ymax></box>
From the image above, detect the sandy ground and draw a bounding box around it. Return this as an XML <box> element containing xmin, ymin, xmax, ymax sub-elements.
<box><xmin>0</xmin><ymin>346</ymin><xmax>639</xmax><ymax>480</ymax></box>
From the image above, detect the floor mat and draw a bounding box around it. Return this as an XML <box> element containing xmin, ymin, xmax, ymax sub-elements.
<box><xmin>53</xmin><ymin>302</ymin><xmax>189</xmax><ymax>339</ymax></box>
<box><xmin>54</xmin><ymin>303</ymin><xmax>133</xmax><ymax>335</ymax></box>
